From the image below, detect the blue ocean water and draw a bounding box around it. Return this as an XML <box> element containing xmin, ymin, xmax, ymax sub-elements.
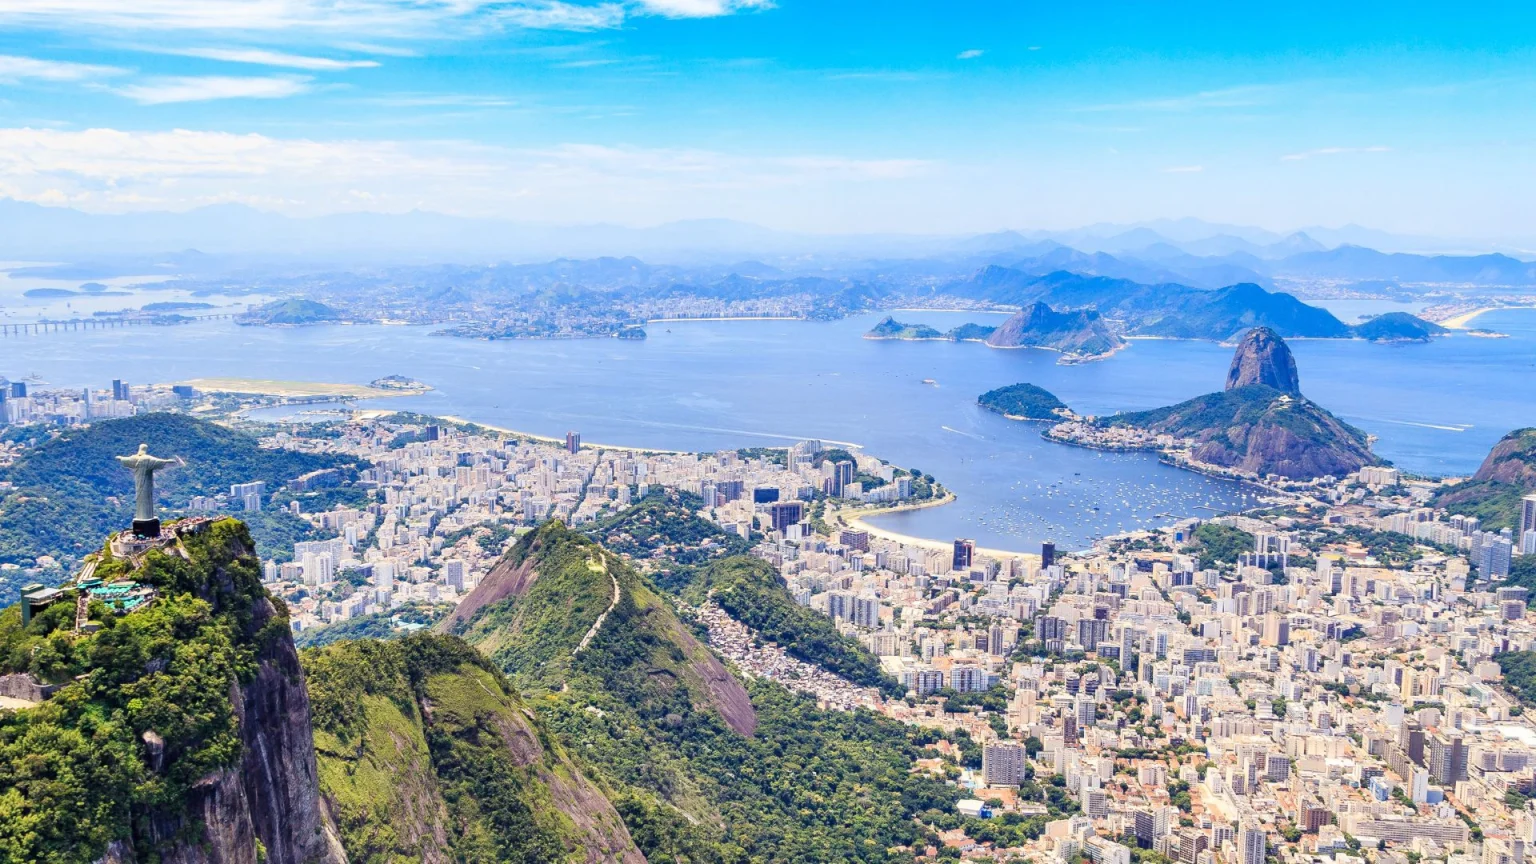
<box><xmin>3</xmin><ymin>305</ymin><xmax>1533</xmax><ymax>552</ymax></box>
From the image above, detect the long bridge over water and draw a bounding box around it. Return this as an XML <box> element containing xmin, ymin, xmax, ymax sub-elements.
<box><xmin>0</xmin><ymin>313</ymin><xmax>236</xmax><ymax>337</ymax></box>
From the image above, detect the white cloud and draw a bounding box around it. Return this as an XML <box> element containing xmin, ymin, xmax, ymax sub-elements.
<box><xmin>0</xmin><ymin>0</ymin><xmax>762</xmax><ymax>35</ymax></box>
<box><xmin>0</xmin><ymin>126</ymin><xmax>930</xmax><ymax>220</ymax></box>
<box><xmin>0</xmin><ymin>53</ymin><xmax>125</xmax><ymax>81</ymax></box>
<box><xmin>1281</xmin><ymin>145</ymin><xmax>1391</xmax><ymax>162</ymax></box>
<box><xmin>156</xmin><ymin>47</ymin><xmax>380</xmax><ymax>70</ymax></box>
<box><xmin>496</xmin><ymin>1</ymin><xmax>625</xmax><ymax>29</ymax></box>
<box><xmin>956</xmin><ymin>49</ymin><xmax>983</xmax><ymax>60</ymax></box>
<box><xmin>1162</xmin><ymin>165</ymin><xmax>1204</xmax><ymax>173</ymax></box>
<box><xmin>116</xmin><ymin>75</ymin><xmax>312</xmax><ymax>104</ymax></box>
<box><xmin>636</xmin><ymin>0</ymin><xmax>772</xmax><ymax>17</ymax></box>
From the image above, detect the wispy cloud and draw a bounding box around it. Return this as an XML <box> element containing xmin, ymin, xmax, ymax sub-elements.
<box><xmin>0</xmin><ymin>126</ymin><xmax>927</xmax><ymax>218</ymax></box>
<box><xmin>553</xmin><ymin>58</ymin><xmax>622</xmax><ymax>68</ymax></box>
<box><xmin>116</xmin><ymin>75</ymin><xmax>312</xmax><ymax>104</ymax></box>
<box><xmin>496</xmin><ymin>1</ymin><xmax>625</xmax><ymax>29</ymax></box>
<box><xmin>957</xmin><ymin>49</ymin><xmax>983</xmax><ymax>60</ymax></box>
<box><xmin>0</xmin><ymin>53</ymin><xmax>125</xmax><ymax>82</ymax></box>
<box><xmin>155</xmin><ymin>47</ymin><xmax>380</xmax><ymax>70</ymax></box>
<box><xmin>636</xmin><ymin>0</ymin><xmax>773</xmax><ymax>17</ymax></box>
<box><xmin>0</xmin><ymin>0</ymin><xmax>765</xmax><ymax>35</ymax></box>
<box><xmin>1076</xmin><ymin>85</ymin><xmax>1273</xmax><ymax>113</ymax></box>
<box><xmin>1281</xmin><ymin>145</ymin><xmax>1391</xmax><ymax>161</ymax></box>
<box><xmin>1162</xmin><ymin>165</ymin><xmax>1203</xmax><ymax>173</ymax></box>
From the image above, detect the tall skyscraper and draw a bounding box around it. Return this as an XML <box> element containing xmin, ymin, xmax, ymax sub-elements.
<box><xmin>1238</xmin><ymin>824</ymin><xmax>1266</xmax><ymax>864</ymax></box>
<box><xmin>565</xmin><ymin>430</ymin><xmax>581</xmax><ymax>453</ymax></box>
<box><xmin>1041</xmin><ymin>541</ymin><xmax>1055</xmax><ymax>569</ymax></box>
<box><xmin>768</xmin><ymin>501</ymin><xmax>805</xmax><ymax>531</ymax></box>
<box><xmin>1429</xmin><ymin>732</ymin><xmax>1467</xmax><ymax>785</ymax></box>
<box><xmin>953</xmin><ymin>538</ymin><xmax>975</xmax><ymax>570</ymax></box>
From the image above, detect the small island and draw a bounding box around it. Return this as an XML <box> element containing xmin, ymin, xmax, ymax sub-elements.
<box><xmin>369</xmin><ymin>375</ymin><xmax>432</xmax><ymax>392</ymax></box>
<box><xmin>985</xmin><ymin>301</ymin><xmax>1125</xmax><ymax>360</ymax></box>
<box><xmin>978</xmin><ymin>383</ymin><xmax>1071</xmax><ymax>421</ymax></box>
<box><xmin>238</xmin><ymin>298</ymin><xmax>343</xmax><ymax>326</ymax></box>
<box><xmin>944</xmin><ymin>322</ymin><xmax>997</xmax><ymax>342</ymax></box>
<box><xmin>1352</xmin><ymin>311</ymin><xmax>1447</xmax><ymax>343</ymax></box>
<box><xmin>864</xmin><ymin>316</ymin><xmax>944</xmax><ymax>340</ymax></box>
<box><xmin>863</xmin><ymin>317</ymin><xmax>998</xmax><ymax>343</ymax></box>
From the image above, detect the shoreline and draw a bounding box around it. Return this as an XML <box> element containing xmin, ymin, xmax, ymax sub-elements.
<box><xmin>425</xmin><ymin>414</ymin><xmax>691</xmax><ymax>456</ymax></box>
<box><xmin>646</xmin><ymin>316</ymin><xmax>803</xmax><ymax>323</ymax></box>
<box><xmin>1437</xmin><ymin>305</ymin><xmax>1536</xmax><ymax>329</ymax></box>
<box><xmin>180</xmin><ymin>377</ymin><xmax>426</xmax><ymax>399</ymax></box>
<box><xmin>833</xmin><ymin>493</ymin><xmax>1040</xmax><ymax>561</ymax></box>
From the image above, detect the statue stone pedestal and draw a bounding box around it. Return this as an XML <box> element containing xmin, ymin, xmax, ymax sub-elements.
<box><xmin>132</xmin><ymin>518</ymin><xmax>161</xmax><ymax>539</ymax></box>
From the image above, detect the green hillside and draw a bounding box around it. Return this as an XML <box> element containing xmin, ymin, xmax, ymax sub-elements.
<box><xmin>1433</xmin><ymin>428</ymin><xmax>1536</xmax><ymax>532</ymax></box>
<box><xmin>0</xmin><ymin>413</ymin><xmax>360</xmax><ymax>578</ymax></box>
<box><xmin>582</xmin><ymin>488</ymin><xmax>750</xmax><ymax>586</ymax></box>
<box><xmin>303</xmin><ymin>633</ymin><xmax>644</xmax><ymax>863</ymax></box>
<box><xmin>450</xmin><ymin>522</ymin><xmax>957</xmax><ymax>862</ymax></box>
<box><xmin>693</xmin><ymin>555</ymin><xmax>901</xmax><ymax>695</ymax></box>
<box><xmin>582</xmin><ymin>496</ymin><xmax>894</xmax><ymax>693</ymax></box>
<box><xmin>944</xmin><ymin>322</ymin><xmax>998</xmax><ymax>341</ymax></box>
<box><xmin>0</xmin><ymin>519</ymin><xmax>306</xmax><ymax>863</ymax></box>
<box><xmin>239</xmin><ymin>298</ymin><xmax>343</xmax><ymax>325</ymax></box>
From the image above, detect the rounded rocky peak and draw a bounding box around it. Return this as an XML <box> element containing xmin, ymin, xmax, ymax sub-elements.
<box><xmin>1225</xmin><ymin>326</ymin><xmax>1300</xmax><ymax>394</ymax></box>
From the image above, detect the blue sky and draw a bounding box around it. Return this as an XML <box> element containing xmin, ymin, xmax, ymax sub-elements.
<box><xmin>0</xmin><ymin>0</ymin><xmax>1533</xmax><ymax>240</ymax></box>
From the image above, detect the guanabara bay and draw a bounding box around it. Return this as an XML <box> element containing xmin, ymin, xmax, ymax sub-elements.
<box><xmin>6</xmin><ymin>4</ymin><xmax>1536</xmax><ymax>864</ymax></box>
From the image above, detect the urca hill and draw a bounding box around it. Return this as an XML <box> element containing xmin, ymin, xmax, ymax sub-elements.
<box><xmin>1043</xmin><ymin>327</ymin><xmax>1382</xmax><ymax>480</ymax></box>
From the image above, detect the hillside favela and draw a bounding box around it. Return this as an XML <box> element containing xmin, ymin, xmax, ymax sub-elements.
<box><xmin>6</xmin><ymin>5</ymin><xmax>1536</xmax><ymax>864</ymax></box>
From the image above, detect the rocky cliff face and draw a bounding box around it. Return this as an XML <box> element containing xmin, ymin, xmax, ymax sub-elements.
<box><xmin>1103</xmin><ymin>384</ymin><xmax>1379</xmax><ymax>480</ymax></box>
<box><xmin>985</xmin><ymin>301</ymin><xmax>1123</xmax><ymax>357</ymax></box>
<box><xmin>1431</xmin><ymin>428</ymin><xmax>1536</xmax><ymax>530</ymax></box>
<box><xmin>103</xmin><ymin>522</ymin><xmax>347</xmax><ymax>864</ymax></box>
<box><xmin>1225</xmin><ymin>327</ymin><xmax>1301</xmax><ymax>393</ymax></box>
<box><xmin>1471</xmin><ymin>428</ymin><xmax>1536</xmax><ymax>486</ymax></box>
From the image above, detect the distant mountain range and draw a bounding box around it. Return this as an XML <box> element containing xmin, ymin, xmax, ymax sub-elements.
<box><xmin>1</xmin><ymin>198</ymin><xmax>1533</xmax><ymax>282</ymax></box>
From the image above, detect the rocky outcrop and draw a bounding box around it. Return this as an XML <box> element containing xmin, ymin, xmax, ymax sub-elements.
<box><xmin>1184</xmin><ymin>392</ymin><xmax>1378</xmax><ymax>479</ymax></box>
<box><xmin>1095</xmin><ymin>327</ymin><xmax>1380</xmax><ymax>480</ymax></box>
<box><xmin>986</xmin><ymin>301</ymin><xmax>1123</xmax><ymax>357</ymax></box>
<box><xmin>128</xmin><ymin>532</ymin><xmax>347</xmax><ymax>864</ymax></box>
<box><xmin>1431</xmin><ymin>428</ymin><xmax>1536</xmax><ymax>531</ymax></box>
<box><xmin>1225</xmin><ymin>327</ymin><xmax>1300</xmax><ymax>393</ymax></box>
<box><xmin>68</xmin><ymin>519</ymin><xmax>347</xmax><ymax>864</ymax></box>
<box><xmin>1471</xmin><ymin>428</ymin><xmax>1536</xmax><ymax>486</ymax></box>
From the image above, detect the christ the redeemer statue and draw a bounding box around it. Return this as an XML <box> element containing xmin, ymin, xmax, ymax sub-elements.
<box><xmin>117</xmin><ymin>444</ymin><xmax>183</xmax><ymax>538</ymax></box>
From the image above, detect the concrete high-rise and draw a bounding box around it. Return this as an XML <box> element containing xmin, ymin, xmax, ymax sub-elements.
<box><xmin>1238</xmin><ymin>824</ymin><xmax>1266</xmax><ymax>864</ymax></box>
<box><xmin>953</xmin><ymin>538</ymin><xmax>975</xmax><ymax>570</ymax></box>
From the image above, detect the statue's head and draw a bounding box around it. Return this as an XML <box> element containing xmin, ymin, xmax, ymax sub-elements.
<box><xmin>137</xmin><ymin>443</ymin><xmax>149</xmax><ymax>454</ymax></box>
